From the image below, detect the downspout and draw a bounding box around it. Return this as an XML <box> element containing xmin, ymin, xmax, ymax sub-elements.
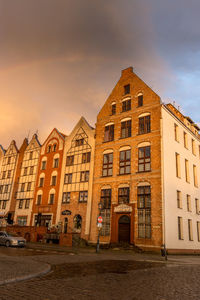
<box><xmin>160</xmin><ymin>105</ymin><xmax>166</xmax><ymax>254</ymax></box>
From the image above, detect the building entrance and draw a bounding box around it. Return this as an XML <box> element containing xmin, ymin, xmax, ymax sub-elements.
<box><xmin>118</xmin><ymin>215</ymin><xmax>130</xmax><ymax>243</ymax></box>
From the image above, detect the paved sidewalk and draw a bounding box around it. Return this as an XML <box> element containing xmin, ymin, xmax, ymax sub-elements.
<box><xmin>0</xmin><ymin>253</ymin><xmax>50</xmax><ymax>285</ymax></box>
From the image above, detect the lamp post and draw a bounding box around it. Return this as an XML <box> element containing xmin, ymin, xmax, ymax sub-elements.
<box><xmin>96</xmin><ymin>202</ymin><xmax>103</xmax><ymax>253</ymax></box>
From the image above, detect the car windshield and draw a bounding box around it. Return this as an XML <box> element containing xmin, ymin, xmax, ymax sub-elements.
<box><xmin>7</xmin><ymin>233</ymin><xmax>19</xmax><ymax>237</ymax></box>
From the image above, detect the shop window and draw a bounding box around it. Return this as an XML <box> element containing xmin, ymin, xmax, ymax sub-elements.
<box><xmin>137</xmin><ymin>186</ymin><xmax>151</xmax><ymax>239</ymax></box>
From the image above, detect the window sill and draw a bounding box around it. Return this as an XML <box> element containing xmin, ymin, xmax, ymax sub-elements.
<box><xmin>137</xmin><ymin>132</ymin><xmax>151</xmax><ymax>136</ymax></box>
<box><xmin>62</xmin><ymin>202</ymin><xmax>70</xmax><ymax>205</ymax></box>
<box><xmin>101</xmin><ymin>175</ymin><xmax>113</xmax><ymax>178</ymax></box>
<box><xmin>103</xmin><ymin>140</ymin><xmax>114</xmax><ymax>143</ymax></box>
<box><xmin>118</xmin><ymin>173</ymin><xmax>131</xmax><ymax>176</ymax></box>
<box><xmin>136</xmin><ymin>170</ymin><xmax>151</xmax><ymax>174</ymax></box>
<box><xmin>119</xmin><ymin>136</ymin><xmax>131</xmax><ymax>140</ymax></box>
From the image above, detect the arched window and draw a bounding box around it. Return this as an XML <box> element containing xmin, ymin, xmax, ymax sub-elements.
<box><xmin>41</xmin><ymin>157</ymin><xmax>47</xmax><ymax>170</ymax></box>
<box><xmin>39</xmin><ymin>173</ymin><xmax>45</xmax><ymax>187</ymax></box>
<box><xmin>73</xmin><ymin>215</ymin><xmax>82</xmax><ymax>231</ymax></box>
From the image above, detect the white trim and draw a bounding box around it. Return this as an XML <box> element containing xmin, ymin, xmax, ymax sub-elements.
<box><xmin>119</xmin><ymin>145</ymin><xmax>131</xmax><ymax>151</ymax></box>
<box><xmin>137</xmin><ymin>181</ymin><xmax>150</xmax><ymax>186</ymax></box>
<box><xmin>101</xmin><ymin>185</ymin><xmax>111</xmax><ymax>190</ymax></box>
<box><xmin>122</xmin><ymin>97</ymin><xmax>131</xmax><ymax>102</ymax></box>
<box><xmin>118</xmin><ymin>183</ymin><xmax>129</xmax><ymax>188</ymax></box>
<box><xmin>111</xmin><ymin>101</ymin><xmax>116</xmax><ymax>105</ymax></box>
<box><xmin>105</xmin><ymin>122</ymin><xmax>114</xmax><ymax>126</ymax></box>
<box><xmin>138</xmin><ymin>112</ymin><xmax>150</xmax><ymax>118</ymax></box>
<box><xmin>137</xmin><ymin>142</ymin><xmax>151</xmax><ymax>148</ymax></box>
<box><xmin>103</xmin><ymin>149</ymin><xmax>114</xmax><ymax>154</ymax></box>
<box><xmin>121</xmin><ymin>117</ymin><xmax>131</xmax><ymax>122</ymax></box>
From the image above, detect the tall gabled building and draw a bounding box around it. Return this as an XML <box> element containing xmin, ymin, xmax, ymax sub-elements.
<box><xmin>0</xmin><ymin>140</ymin><xmax>19</xmax><ymax>222</ymax></box>
<box><xmin>14</xmin><ymin>134</ymin><xmax>41</xmax><ymax>226</ymax></box>
<box><xmin>57</xmin><ymin>117</ymin><xmax>95</xmax><ymax>239</ymax></box>
<box><xmin>31</xmin><ymin>128</ymin><xmax>65</xmax><ymax>227</ymax></box>
<box><xmin>89</xmin><ymin>67</ymin><xmax>162</xmax><ymax>250</ymax></box>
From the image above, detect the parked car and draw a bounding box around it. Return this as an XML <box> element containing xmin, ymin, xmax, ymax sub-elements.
<box><xmin>0</xmin><ymin>231</ymin><xmax>26</xmax><ymax>247</ymax></box>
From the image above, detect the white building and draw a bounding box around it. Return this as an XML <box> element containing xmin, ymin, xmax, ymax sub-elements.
<box><xmin>14</xmin><ymin>134</ymin><xmax>41</xmax><ymax>226</ymax></box>
<box><xmin>162</xmin><ymin>103</ymin><xmax>200</xmax><ymax>252</ymax></box>
<box><xmin>56</xmin><ymin>117</ymin><xmax>95</xmax><ymax>239</ymax></box>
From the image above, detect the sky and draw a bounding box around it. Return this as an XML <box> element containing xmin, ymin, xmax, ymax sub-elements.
<box><xmin>0</xmin><ymin>0</ymin><xmax>200</xmax><ymax>149</ymax></box>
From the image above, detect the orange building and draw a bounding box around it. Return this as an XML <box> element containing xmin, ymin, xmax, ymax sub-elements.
<box><xmin>31</xmin><ymin>128</ymin><xmax>66</xmax><ymax>227</ymax></box>
<box><xmin>89</xmin><ymin>67</ymin><xmax>163</xmax><ymax>250</ymax></box>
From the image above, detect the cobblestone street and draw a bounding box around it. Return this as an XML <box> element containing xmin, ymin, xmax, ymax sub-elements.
<box><xmin>1</xmin><ymin>245</ymin><xmax>200</xmax><ymax>300</ymax></box>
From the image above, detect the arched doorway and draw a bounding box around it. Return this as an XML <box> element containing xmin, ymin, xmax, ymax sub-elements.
<box><xmin>118</xmin><ymin>215</ymin><xmax>130</xmax><ymax>243</ymax></box>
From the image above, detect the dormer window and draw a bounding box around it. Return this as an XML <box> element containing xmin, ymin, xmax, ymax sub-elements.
<box><xmin>124</xmin><ymin>84</ymin><xmax>130</xmax><ymax>95</ymax></box>
<box><xmin>53</xmin><ymin>144</ymin><xmax>57</xmax><ymax>152</ymax></box>
<box><xmin>47</xmin><ymin>145</ymin><xmax>51</xmax><ymax>153</ymax></box>
<box><xmin>75</xmin><ymin>139</ymin><xmax>84</xmax><ymax>147</ymax></box>
<box><xmin>111</xmin><ymin>103</ymin><xmax>116</xmax><ymax>115</ymax></box>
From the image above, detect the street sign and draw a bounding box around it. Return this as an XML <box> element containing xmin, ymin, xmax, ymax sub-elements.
<box><xmin>97</xmin><ymin>216</ymin><xmax>103</xmax><ymax>223</ymax></box>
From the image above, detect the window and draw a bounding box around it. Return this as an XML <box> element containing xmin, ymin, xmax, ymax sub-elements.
<box><xmin>178</xmin><ymin>217</ymin><xmax>183</xmax><ymax>240</ymax></box>
<box><xmin>175</xmin><ymin>153</ymin><xmax>181</xmax><ymax>178</ymax></box>
<box><xmin>177</xmin><ymin>190</ymin><xmax>182</xmax><ymax>208</ymax></box>
<box><xmin>124</xmin><ymin>84</ymin><xmax>130</xmax><ymax>95</ymax></box>
<box><xmin>2</xmin><ymin>201</ymin><xmax>6</xmax><ymax>209</ymax></box>
<box><xmin>17</xmin><ymin>216</ymin><xmax>27</xmax><ymax>226</ymax></box>
<box><xmin>138</xmin><ymin>146</ymin><xmax>151</xmax><ymax>172</ymax></box>
<box><xmin>21</xmin><ymin>183</ymin><xmax>25</xmax><ymax>192</ymax></box>
<box><xmin>174</xmin><ymin>124</ymin><xmax>179</xmax><ymax>142</ymax></box>
<box><xmin>102</xmin><ymin>153</ymin><xmax>113</xmax><ymax>177</ymax></box>
<box><xmin>7</xmin><ymin>157</ymin><xmax>11</xmax><ymax>164</ymax></box>
<box><xmin>49</xmin><ymin>193</ymin><xmax>55</xmax><ymax>205</ymax></box>
<box><xmin>118</xmin><ymin>187</ymin><xmax>129</xmax><ymax>204</ymax></box>
<box><xmin>111</xmin><ymin>103</ymin><xmax>116</xmax><ymax>115</ymax></box>
<box><xmin>197</xmin><ymin>222</ymin><xmax>200</xmax><ymax>242</ymax></box>
<box><xmin>7</xmin><ymin>170</ymin><xmax>11</xmax><ymax>178</ymax></box>
<box><xmin>193</xmin><ymin>165</ymin><xmax>198</xmax><ymax>187</ymax></box>
<box><xmin>37</xmin><ymin>194</ymin><xmax>42</xmax><ymax>205</ymax></box>
<box><xmin>62</xmin><ymin>192</ymin><xmax>70</xmax><ymax>203</ymax></box>
<box><xmin>27</xmin><ymin>182</ymin><xmax>31</xmax><ymax>191</ymax></box>
<box><xmin>2</xmin><ymin>171</ymin><xmax>6</xmax><ymax>179</ymax></box>
<box><xmin>29</xmin><ymin>152</ymin><xmax>33</xmax><ymax>159</ymax></box>
<box><xmin>188</xmin><ymin>219</ymin><xmax>193</xmax><ymax>241</ymax></box>
<box><xmin>192</xmin><ymin>139</ymin><xmax>196</xmax><ymax>155</ymax></box>
<box><xmin>79</xmin><ymin>191</ymin><xmax>88</xmax><ymax>202</ymax></box>
<box><xmin>53</xmin><ymin>144</ymin><xmax>57</xmax><ymax>152</ymax></box>
<box><xmin>47</xmin><ymin>145</ymin><xmax>51</xmax><ymax>153</ymax></box>
<box><xmin>187</xmin><ymin>194</ymin><xmax>191</xmax><ymax>212</ymax></box>
<box><xmin>100</xmin><ymin>189</ymin><xmax>111</xmax><ymax>209</ymax></box>
<box><xmin>137</xmin><ymin>186</ymin><xmax>151</xmax><ymax>238</ymax></box>
<box><xmin>138</xmin><ymin>94</ymin><xmax>143</xmax><ymax>107</ymax></box>
<box><xmin>75</xmin><ymin>139</ymin><xmax>84</xmax><ymax>147</ymax></box>
<box><xmin>64</xmin><ymin>173</ymin><xmax>72</xmax><ymax>184</ymax></box>
<box><xmin>18</xmin><ymin>200</ymin><xmax>23</xmax><ymax>209</ymax></box>
<box><xmin>100</xmin><ymin>209</ymin><xmax>111</xmax><ymax>236</ymax></box>
<box><xmin>4</xmin><ymin>185</ymin><xmax>9</xmax><ymax>193</ymax></box>
<box><xmin>119</xmin><ymin>150</ymin><xmax>131</xmax><ymax>174</ymax></box>
<box><xmin>82</xmin><ymin>152</ymin><xmax>91</xmax><ymax>163</ymax></box>
<box><xmin>80</xmin><ymin>171</ymin><xmax>89</xmax><ymax>182</ymax></box>
<box><xmin>23</xmin><ymin>167</ymin><xmax>28</xmax><ymax>176</ymax></box>
<box><xmin>66</xmin><ymin>155</ymin><xmax>74</xmax><ymax>166</ymax></box>
<box><xmin>51</xmin><ymin>176</ymin><xmax>57</xmax><ymax>186</ymax></box>
<box><xmin>121</xmin><ymin>120</ymin><xmax>131</xmax><ymax>138</ymax></box>
<box><xmin>195</xmin><ymin>198</ymin><xmax>199</xmax><ymax>214</ymax></box>
<box><xmin>184</xmin><ymin>132</ymin><xmax>188</xmax><ymax>148</ymax></box>
<box><xmin>30</xmin><ymin>166</ymin><xmax>34</xmax><ymax>175</ymax></box>
<box><xmin>139</xmin><ymin>115</ymin><xmax>151</xmax><ymax>134</ymax></box>
<box><xmin>41</xmin><ymin>161</ymin><xmax>46</xmax><ymax>170</ymax></box>
<box><xmin>39</xmin><ymin>177</ymin><xmax>44</xmax><ymax>187</ymax></box>
<box><xmin>122</xmin><ymin>99</ymin><xmax>131</xmax><ymax>112</ymax></box>
<box><xmin>25</xmin><ymin>199</ymin><xmax>30</xmax><ymax>209</ymax></box>
<box><xmin>104</xmin><ymin>124</ymin><xmax>114</xmax><ymax>142</ymax></box>
<box><xmin>185</xmin><ymin>159</ymin><xmax>190</xmax><ymax>182</ymax></box>
<box><xmin>0</xmin><ymin>185</ymin><xmax>3</xmax><ymax>194</ymax></box>
<box><xmin>53</xmin><ymin>158</ymin><xmax>59</xmax><ymax>168</ymax></box>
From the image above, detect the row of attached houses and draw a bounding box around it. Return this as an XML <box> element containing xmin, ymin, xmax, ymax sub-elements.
<box><xmin>0</xmin><ymin>66</ymin><xmax>200</xmax><ymax>253</ymax></box>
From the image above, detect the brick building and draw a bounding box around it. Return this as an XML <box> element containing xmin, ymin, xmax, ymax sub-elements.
<box><xmin>56</xmin><ymin>117</ymin><xmax>95</xmax><ymax>240</ymax></box>
<box><xmin>31</xmin><ymin>128</ymin><xmax>65</xmax><ymax>227</ymax></box>
<box><xmin>89</xmin><ymin>67</ymin><xmax>163</xmax><ymax>250</ymax></box>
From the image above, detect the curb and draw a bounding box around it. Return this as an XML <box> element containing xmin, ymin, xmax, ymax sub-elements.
<box><xmin>0</xmin><ymin>263</ymin><xmax>51</xmax><ymax>286</ymax></box>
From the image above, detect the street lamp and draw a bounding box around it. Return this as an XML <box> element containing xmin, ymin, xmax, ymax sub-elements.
<box><xmin>96</xmin><ymin>202</ymin><xmax>103</xmax><ymax>253</ymax></box>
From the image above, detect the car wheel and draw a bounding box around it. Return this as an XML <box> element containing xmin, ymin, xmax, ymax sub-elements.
<box><xmin>5</xmin><ymin>240</ymin><xmax>10</xmax><ymax>247</ymax></box>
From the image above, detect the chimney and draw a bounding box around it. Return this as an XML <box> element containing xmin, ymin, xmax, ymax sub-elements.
<box><xmin>121</xmin><ymin>66</ymin><xmax>133</xmax><ymax>77</ymax></box>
